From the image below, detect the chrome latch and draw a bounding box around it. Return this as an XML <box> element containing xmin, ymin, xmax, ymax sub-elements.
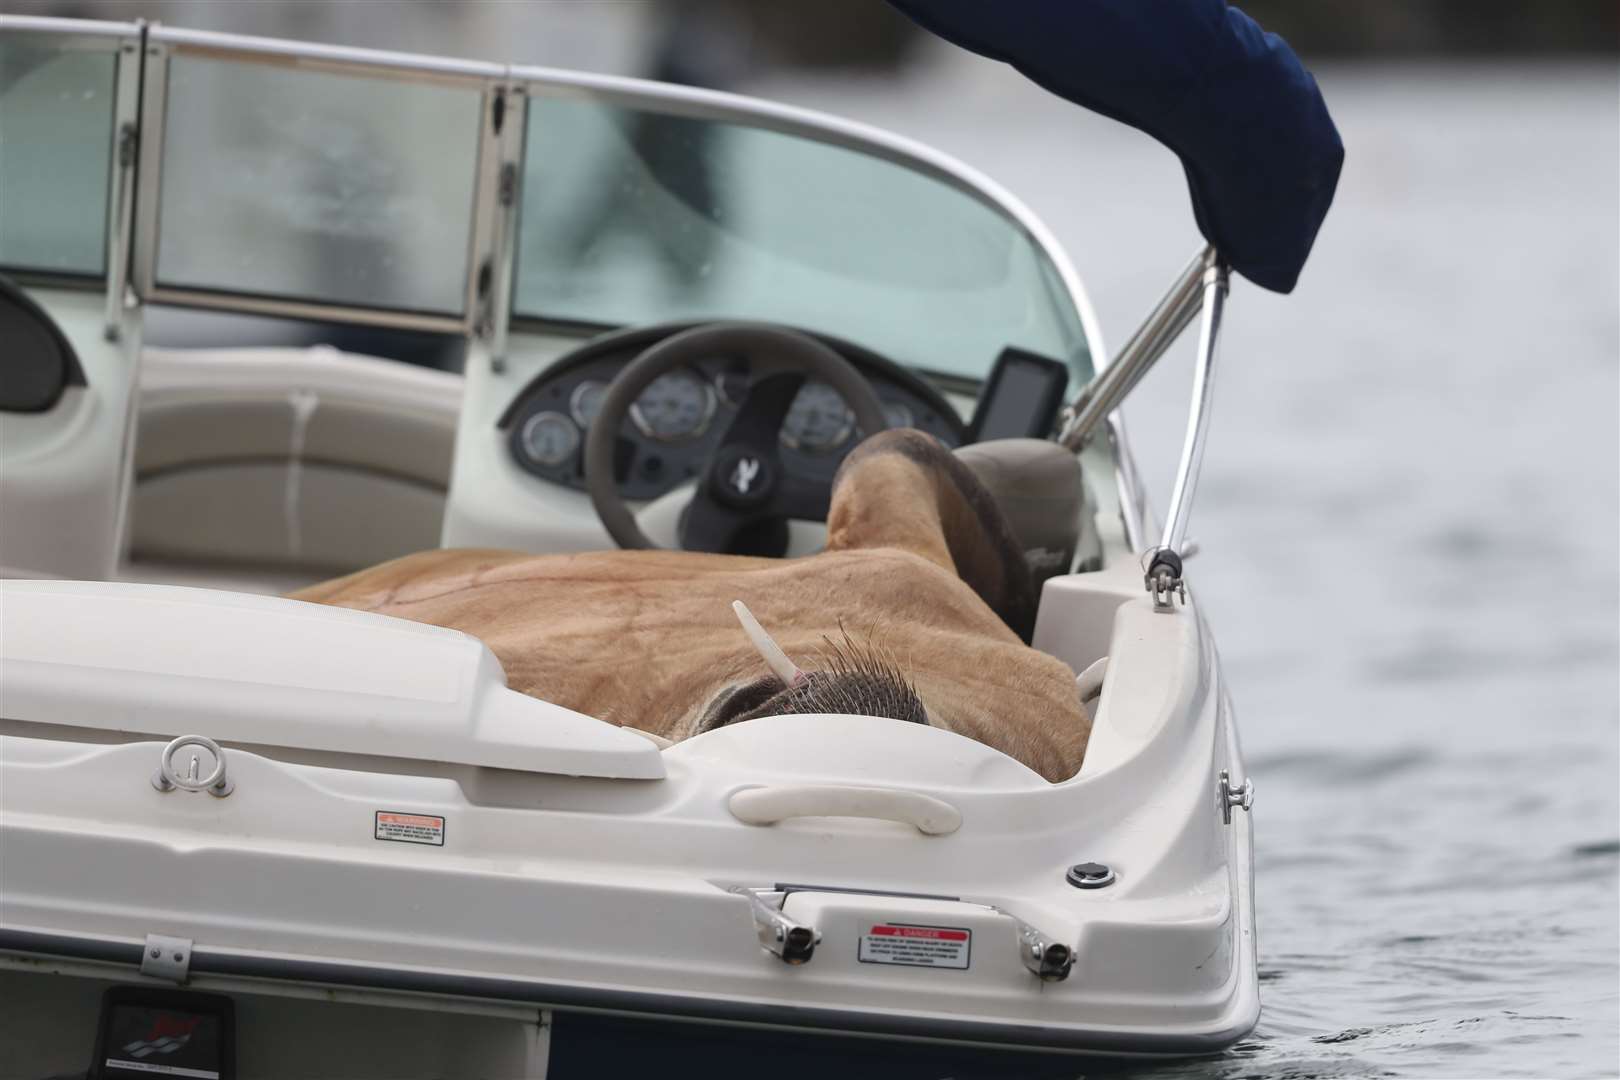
<box><xmin>1219</xmin><ymin>769</ymin><xmax>1254</xmax><ymax>824</ymax></box>
<box><xmin>151</xmin><ymin>735</ymin><xmax>234</xmax><ymax>797</ymax></box>
<box><xmin>732</xmin><ymin>887</ymin><xmax>820</xmax><ymax>965</ymax></box>
<box><xmin>140</xmin><ymin>933</ymin><xmax>193</xmax><ymax>983</ymax></box>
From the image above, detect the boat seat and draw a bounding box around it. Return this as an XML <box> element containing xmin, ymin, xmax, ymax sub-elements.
<box><xmin>129</xmin><ymin>346</ymin><xmax>461</xmax><ymax>575</ymax></box>
<box><xmin>954</xmin><ymin>437</ymin><xmax>1098</xmax><ymax>584</ymax></box>
<box><xmin>0</xmin><ymin>275</ymin><xmax>87</xmax><ymax>413</ymax></box>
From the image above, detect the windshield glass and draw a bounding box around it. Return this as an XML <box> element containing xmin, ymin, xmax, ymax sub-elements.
<box><xmin>154</xmin><ymin>54</ymin><xmax>482</xmax><ymax>315</ymax></box>
<box><xmin>513</xmin><ymin>97</ymin><xmax>1090</xmax><ymax>384</ymax></box>
<box><xmin>0</xmin><ymin>37</ymin><xmax>117</xmax><ymax>277</ymax></box>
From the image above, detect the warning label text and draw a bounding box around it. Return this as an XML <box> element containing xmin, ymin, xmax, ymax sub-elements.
<box><xmin>374</xmin><ymin>811</ymin><xmax>445</xmax><ymax>846</ymax></box>
<box><xmin>858</xmin><ymin>923</ymin><xmax>971</xmax><ymax>969</ymax></box>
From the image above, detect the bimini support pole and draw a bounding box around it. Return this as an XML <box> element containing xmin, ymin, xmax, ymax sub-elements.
<box><xmin>1055</xmin><ymin>245</ymin><xmax>1230</xmax><ymax>612</ymax></box>
<box><xmin>1057</xmin><ymin>247</ymin><xmax>1209</xmax><ymax>453</ymax></box>
<box><xmin>1146</xmin><ymin>251</ymin><xmax>1229</xmax><ymax>610</ymax></box>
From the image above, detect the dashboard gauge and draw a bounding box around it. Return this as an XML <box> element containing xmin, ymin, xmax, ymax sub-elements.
<box><xmin>569</xmin><ymin>380</ymin><xmax>609</xmax><ymax>429</ymax></box>
<box><xmin>520</xmin><ymin>411</ymin><xmax>580</xmax><ymax>467</ymax></box>
<box><xmin>631</xmin><ymin>369</ymin><xmax>716</xmax><ymax>442</ymax></box>
<box><xmin>781</xmin><ymin>380</ymin><xmax>854</xmax><ymax>454</ymax></box>
<box><xmin>881</xmin><ymin>401</ymin><xmax>914</xmax><ymax>430</ymax></box>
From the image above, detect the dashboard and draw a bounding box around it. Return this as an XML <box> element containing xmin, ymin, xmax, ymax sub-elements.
<box><xmin>499</xmin><ymin>326</ymin><xmax>967</xmax><ymax>504</ymax></box>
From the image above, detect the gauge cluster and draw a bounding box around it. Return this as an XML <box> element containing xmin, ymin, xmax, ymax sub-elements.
<box><xmin>502</xmin><ymin>332</ymin><xmax>965</xmax><ymax>503</ymax></box>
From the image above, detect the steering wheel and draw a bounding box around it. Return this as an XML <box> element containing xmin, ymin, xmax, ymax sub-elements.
<box><xmin>585</xmin><ymin>322</ymin><xmax>889</xmax><ymax>553</ymax></box>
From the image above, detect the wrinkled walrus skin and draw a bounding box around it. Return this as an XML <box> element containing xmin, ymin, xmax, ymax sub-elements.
<box><xmin>292</xmin><ymin>430</ymin><xmax>1091</xmax><ymax>781</ymax></box>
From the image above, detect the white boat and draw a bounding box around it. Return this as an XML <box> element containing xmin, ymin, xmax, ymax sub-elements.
<box><xmin>0</xmin><ymin>16</ymin><xmax>1260</xmax><ymax>1076</ymax></box>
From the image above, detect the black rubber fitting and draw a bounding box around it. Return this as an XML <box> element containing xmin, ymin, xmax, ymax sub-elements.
<box><xmin>1147</xmin><ymin>548</ymin><xmax>1183</xmax><ymax>580</ymax></box>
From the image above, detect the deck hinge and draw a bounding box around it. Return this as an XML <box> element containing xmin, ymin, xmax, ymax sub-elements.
<box><xmin>140</xmin><ymin>933</ymin><xmax>193</xmax><ymax>983</ymax></box>
<box><xmin>732</xmin><ymin>887</ymin><xmax>820</xmax><ymax>965</ymax></box>
<box><xmin>1219</xmin><ymin>769</ymin><xmax>1254</xmax><ymax>825</ymax></box>
<box><xmin>117</xmin><ymin>122</ymin><xmax>139</xmax><ymax>168</ymax></box>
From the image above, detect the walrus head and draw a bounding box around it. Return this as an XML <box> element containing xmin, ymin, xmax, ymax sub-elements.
<box><xmin>687</xmin><ymin>428</ymin><xmax>1049</xmax><ymax>740</ymax></box>
<box><xmin>697</xmin><ymin>608</ymin><xmax>929</xmax><ymax>732</ymax></box>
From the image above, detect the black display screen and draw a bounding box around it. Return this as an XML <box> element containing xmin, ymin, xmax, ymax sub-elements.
<box><xmin>969</xmin><ymin>348</ymin><xmax>1069</xmax><ymax>442</ymax></box>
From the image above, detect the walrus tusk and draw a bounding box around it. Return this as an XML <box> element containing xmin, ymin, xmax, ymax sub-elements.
<box><xmin>732</xmin><ymin>600</ymin><xmax>807</xmax><ymax>688</ymax></box>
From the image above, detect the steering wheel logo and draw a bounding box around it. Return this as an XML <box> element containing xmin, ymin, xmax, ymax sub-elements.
<box><xmin>729</xmin><ymin>457</ymin><xmax>761</xmax><ymax>495</ymax></box>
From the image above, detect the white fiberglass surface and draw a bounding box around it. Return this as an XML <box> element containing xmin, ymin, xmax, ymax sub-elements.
<box><xmin>154</xmin><ymin>55</ymin><xmax>481</xmax><ymax>314</ymax></box>
<box><xmin>514</xmin><ymin>97</ymin><xmax>1090</xmax><ymax>384</ymax></box>
<box><xmin>0</xmin><ymin>39</ymin><xmax>115</xmax><ymax>276</ymax></box>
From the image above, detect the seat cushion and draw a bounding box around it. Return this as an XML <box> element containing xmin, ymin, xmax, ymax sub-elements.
<box><xmin>954</xmin><ymin>438</ymin><xmax>1086</xmax><ymax>581</ymax></box>
<box><xmin>130</xmin><ymin>345</ymin><xmax>461</xmax><ymax>574</ymax></box>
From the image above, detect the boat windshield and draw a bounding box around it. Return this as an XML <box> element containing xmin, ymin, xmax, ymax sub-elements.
<box><xmin>0</xmin><ymin>22</ymin><xmax>1092</xmax><ymax>385</ymax></box>
<box><xmin>514</xmin><ymin>96</ymin><xmax>1091</xmax><ymax>384</ymax></box>
<box><xmin>0</xmin><ymin>35</ymin><xmax>117</xmax><ymax>277</ymax></box>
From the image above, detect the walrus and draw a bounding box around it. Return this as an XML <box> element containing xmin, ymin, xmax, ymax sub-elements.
<box><xmin>292</xmin><ymin>429</ymin><xmax>1092</xmax><ymax>781</ymax></box>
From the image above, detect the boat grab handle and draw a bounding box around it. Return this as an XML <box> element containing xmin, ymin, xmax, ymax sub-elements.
<box><xmin>728</xmin><ymin>784</ymin><xmax>961</xmax><ymax>836</ymax></box>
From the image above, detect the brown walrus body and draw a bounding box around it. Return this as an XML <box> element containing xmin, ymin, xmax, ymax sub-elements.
<box><xmin>292</xmin><ymin>430</ymin><xmax>1091</xmax><ymax>781</ymax></box>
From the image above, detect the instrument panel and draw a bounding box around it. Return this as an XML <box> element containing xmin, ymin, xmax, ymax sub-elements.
<box><xmin>502</xmin><ymin>331</ymin><xmax>965</xmax><ymax>503</ymax></box>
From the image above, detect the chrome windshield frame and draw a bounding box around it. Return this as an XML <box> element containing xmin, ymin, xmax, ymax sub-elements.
<box><xmin>104</xmin><ymin>27</ymin><xmax>142</xmax><ymax>340</ymax></box>
<box><xmin>485</xmin><ymin>84</ymin><xmax>528</xmax><ymax>370</ymax></box>
<box><xmin>138</xmin><ymin>25</ymin><xmax>505</xmax><ymax>83</ymax></box>
<box><xmin>0</xmin><ymin>14</ymin><xmax>139</xmax><ymax>41</ymax></box>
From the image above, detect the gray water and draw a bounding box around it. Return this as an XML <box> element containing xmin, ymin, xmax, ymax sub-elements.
<box><xmin>750</xmin><ymin>56</ymin><xmax>1620</xmax><ymax>1078</ymax></box>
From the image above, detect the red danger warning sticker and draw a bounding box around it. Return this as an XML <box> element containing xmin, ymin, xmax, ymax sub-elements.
<box><xmin>858</xmin><ymin>923</ymin><xmax>972</xmax><ymax>969</ymax></box>
<box><xmin>374</xmin><ymin>811</ymin><xmax>445</xmax><ymax>846</ymax></box>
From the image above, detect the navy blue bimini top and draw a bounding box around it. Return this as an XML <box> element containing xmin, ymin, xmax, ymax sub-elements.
<box><xmin>889</xmin><ymin>0</ymin><xmax>1343</xmax><ymax>293</ymax></box>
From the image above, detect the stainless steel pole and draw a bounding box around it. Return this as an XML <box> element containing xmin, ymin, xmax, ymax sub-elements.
<box><xmin>1159</xmin><ymin>252</ymin><xmax>1228</xmax><ymax>560</ymax></box>
<box><xmin>1145</xmin><ymin>249</ymin><xmax>1229</xmax><ymax>610</ymax></box>
<box><xmin>1057</xmin><ymin>245</ymin><xmax>1210</xmax><ymax>451</ymax></box>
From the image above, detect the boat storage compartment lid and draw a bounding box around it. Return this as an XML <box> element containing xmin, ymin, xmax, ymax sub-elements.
<box><xmin>0</xmin><ymin>580</ymin><xmax>665</xmax><ymax>780</ymax></box>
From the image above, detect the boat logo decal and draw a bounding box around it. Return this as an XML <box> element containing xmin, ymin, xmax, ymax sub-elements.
<box><xmin>120</xmin><ymin>1013</ymin><xmax>201</xmax><ymax>1061</ymax></box>
<box><xmin>728</xmin><ymin>456</ymin><xmax>761</xmax><ymax>495</ymax></box>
